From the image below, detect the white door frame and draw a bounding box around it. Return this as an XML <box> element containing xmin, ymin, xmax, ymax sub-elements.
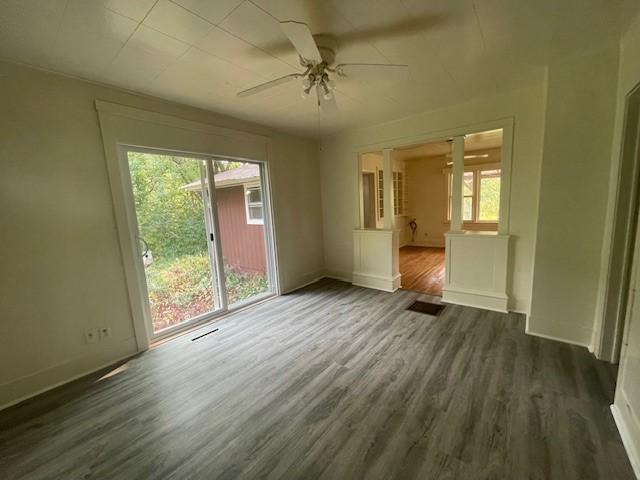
<box><xmin>594</xmin><ymin>82</ymin><xmax>640</xmax><ymax>362</ymax></box>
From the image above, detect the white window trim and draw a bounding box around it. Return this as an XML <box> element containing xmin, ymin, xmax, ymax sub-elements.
<box><xmin>444</xmin><ymin>162</ymin><xmax>501</xmax><ymax>224</ymax></box>
<box><xmin>244</xmin><ymin>183</ymin><xmax>264</xmax><ymax>225</ymax></box>
<box><xmin>95</xmin><ymin>100</ymin><xmax>280</xmax><ymax>349</ymax></box>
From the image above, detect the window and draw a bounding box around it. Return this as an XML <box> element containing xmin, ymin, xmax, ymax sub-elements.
<box><xmin>377</xmin><ymin>168</ymin><xmax>384</xmax><ymax>219</ymax></box>
<box><xmin>393</xmin><ymin>171</ymin><xmax>405</xmax><ymax>215</ymax></box>
<box><xmin>447</xmin><ymin>165</ymin><xmax>501</xmax><ymax>223</ymax></box>
<box><xmin>478</xmin><ymin>169</ymin><xmax>501</xmax><ymax>222</ymax></box>
<box><xmin>447</xmin><ymin>173</ymin><xmax>452</xmax><ymax>221</ymax></box>
<box><xmin>244</xmin><ymin>185</ymin><xmax>264</xmax><ymax>225</ymax></box>
<box><xmin>463</xmin><ymin>171</ymin><xmax>474</xmax><ymax>221</ymax></box>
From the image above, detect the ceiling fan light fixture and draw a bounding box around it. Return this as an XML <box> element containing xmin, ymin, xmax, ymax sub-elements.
<box><xmin>325</xmin><ymin>78</ymin><xmax>336</xmax><ymax>91</ymax></box>
<box><xmin>321</xmin><ymin>82</ymin><xmax>333</xmax><ymax>100</ymax></box>
<box><xmin>236</xmin><ymin>19</ymin><xmax>408</xmax><ymax>118</ymax></box>
<box><xmin>301</xmin><ymin>83</ymin><xmax>313</xmax><ymax>99</ymax></box>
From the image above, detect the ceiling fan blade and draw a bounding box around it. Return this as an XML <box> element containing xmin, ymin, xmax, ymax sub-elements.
<box><xmin>237</xmin><ymin>73</ymin><xmax>300</xmax><ymax>97</ymax></box>
<box><xmin>280</xmin><ymin>20</ymin><xmax>323</xmax><ymax>65</ymax></box>
<box><xmin>335</xmin><ymin>63</ymin><xmax>409</xmax><ymax>81</ymax></box>
<box><xmin>317</xmin><ymin>86</ymin><xmax>338</xmax><ymax>115</ymax></box>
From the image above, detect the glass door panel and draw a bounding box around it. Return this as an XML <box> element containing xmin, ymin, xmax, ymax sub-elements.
<box><xmin>127</xmin><ymin>151</ymin><xmax>221</xmax><ymax>334</ymax></box>
<box><xmin>211</xmin><ymin>159</ymin><xmax>271</xmax><ymax>306</ymax></box>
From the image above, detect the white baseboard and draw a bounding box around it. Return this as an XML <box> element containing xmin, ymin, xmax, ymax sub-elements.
<box><xmin>525</xmin><ymin>315</ymin><xmax>592</xmax><ymax>348</ymax></box>
<box><xmin>281</xmin><ymin>271</ymin><xmax>326</xmax><ymax>294</ymax></box>
<box><xmin>0</xmin><ymin>337</ymin><xmax>138</xmax><ymax>411</ymax></box>
<box><xmin>442</xmin><ymin>286</ymin><xmax>508</xmax><ymax>313</ymax></box>
<box><xmin>524</xmin><ymin>328</ymin><xmax>591</xmax><ymax>348</ymax></box>
<box><xmin>324</xmin><ymin>269</ymin><xmax>353</xmax><ymax>283</ymax></box>
<box><xmin>611</xmin><ymin>401</ymin><xmax>640</xmax><ymax>479</ymax></box>
<box><xmin>352</xmin><ymin>272</ymin><xmax>401</xmax><ymax>292</ymax></box>
<box><xmin>406</xmin><ymin>241</ymin><xmax>445</xmax><ymax>248</ymax></box>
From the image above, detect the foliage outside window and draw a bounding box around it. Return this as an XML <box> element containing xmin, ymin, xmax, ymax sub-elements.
<box><xmin>463</xmin><ymin>171</ymin><xmax>474</xmax><ymax>221</ymax></box>
<box><xmin>446</xmin><ymin>165</ymin><xmax>501</xmax><ymax>223</ymax></box>
<box><xmin>478</xmin><ymin>169</ymin><xmax>501</xmax><ymax>221</ymax></box>
<box><xmin>245</xmin><ymin>185</ymin><xmax>264</xmax><ymax>225</ymax></box>
<box><xmin>128</xmin><ymin>153</ymin><xmax>269</xmax><ymax>331</ymax></box>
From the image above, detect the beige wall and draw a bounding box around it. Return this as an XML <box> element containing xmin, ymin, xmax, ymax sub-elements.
<box><xmin>0</xmin><ymin>61</ymin><xmax>323</xmax><ymax>407</ymax></box>
<box><xmin>405</xmin><ymin>156</ymin><xmax>448</xmax><ymax>247</ymax></box>
<box><xmin>529</xmin><ymin>45</ymin><xmax>620</xmax><ymax>346</ymax></box>
<box><xmin>320</xmin><ymin>85</ymin><xmax>546</xmax><ymax>312</ymax></box>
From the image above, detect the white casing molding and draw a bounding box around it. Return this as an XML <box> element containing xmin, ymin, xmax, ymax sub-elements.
<box><xmin>352</xmin><ymin>229</ymin><xmax>400</xmax><ymax>292</ymax></box>
<box><xmin>443</xmin><ymin>232</ymin><xmax>510</xmax><ymax>313</ymax></box>
<box><xmin>95</xmin><ymin>100</ymin><xmax>278</xmax><ymax>350</ymax></box>
<box><xmin>611</xmin><ymin>400</ymin><xmax>640</xmax><ymax>479</ymax></box>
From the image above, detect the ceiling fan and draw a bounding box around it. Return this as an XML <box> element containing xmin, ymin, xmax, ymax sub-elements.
<box><xmin>237</xmin><ymin>20</ymin><xmax>409</xmax><ymax>113</ymax></box>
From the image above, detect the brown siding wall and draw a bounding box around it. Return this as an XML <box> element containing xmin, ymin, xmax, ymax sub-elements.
<box><xmin>216</xmin><ymin>185</ymin><xmax>266</xmax><ymax>275</ymax></box>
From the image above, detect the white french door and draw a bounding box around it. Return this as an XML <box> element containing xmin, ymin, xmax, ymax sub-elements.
<box><xmin>125</xmin><ymin>148</ymin><xmax>276</xmax><ymax>340</ymax></box>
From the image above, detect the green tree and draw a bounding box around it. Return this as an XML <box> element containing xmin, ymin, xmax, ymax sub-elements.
<box><xmin>128</xmin><ymin>152</ymin><xmax>207</xmax><ymax>260</ymax></box>
<box><xmin>128</xmin><ymin>153</ymin><xmax>244</xmax><ymax>260</ymax></box>
<box><xmin>478</xmin><ymin>176</ymin><xmax>500</xmax><ymax>221</ymax></box>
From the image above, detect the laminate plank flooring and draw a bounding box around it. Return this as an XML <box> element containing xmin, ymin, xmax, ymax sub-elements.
<box><xmin>0</xmin><ymin>279</ymin><xmax>634</xmax><ymax>479</ymax></box>
<box><xmin>400</xmin><ymin>246</ymin><xmax>446</xmax><ymax>296</ymax></box>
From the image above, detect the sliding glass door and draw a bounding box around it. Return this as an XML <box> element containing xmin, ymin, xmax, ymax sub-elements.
<box><xmin>212</xmin><ymin>159</ymin><xmax>271</xmax><ymax>307</ymax></box>
<box><xmin>126</xmin><ymin>150</ymin><xmax>274</xmax><ymax>338</ymax></box>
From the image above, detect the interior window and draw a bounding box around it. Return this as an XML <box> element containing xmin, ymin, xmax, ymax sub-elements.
<box><xmin>446</xmin><ymin>167</ymin><xmax>501</xmax><ymax>223</ymax></box>
<box><xmin>463</xmin><ymin>171</ymin><xmax>474</xmax><ymax>221</ymax></box>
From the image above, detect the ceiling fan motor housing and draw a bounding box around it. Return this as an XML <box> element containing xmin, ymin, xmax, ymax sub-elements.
<box><xmin>314</xmin><ymin>35</ymin><xmax>337</xmax><ymax>65</ymax></box>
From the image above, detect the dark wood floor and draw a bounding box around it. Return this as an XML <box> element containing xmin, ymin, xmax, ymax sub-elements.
<box><xmin>0</xmin><ymin>279</ymin><xmax>634</xmax><ymax>479</ymax></box>
<box><xmin>400</xmin><ymin>246</ymin><xmax>446</xmax><ymax>296</ymax></box>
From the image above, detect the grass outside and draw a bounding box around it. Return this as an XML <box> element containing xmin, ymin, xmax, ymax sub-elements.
<box><xmin>146</xmin><ymin>253</ymin><xmax>268</xmax><ymax>332</ymax></box>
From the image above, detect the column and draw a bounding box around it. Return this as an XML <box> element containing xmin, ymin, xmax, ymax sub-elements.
<box><xmin>450</xmin><ymin>135</ymin><xmax>465</xmax><ymax>232</ymax></box>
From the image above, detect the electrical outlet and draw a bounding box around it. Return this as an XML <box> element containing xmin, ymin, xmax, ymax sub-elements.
<box><xmin>84</xmin><ymin>328</ymin><xmax>98</xmax><ymax>344</ymax></box>
<box><xmin>99</xmin><ymin>327</ymin><xmax>111</xmax><ymax>340</ymax></box>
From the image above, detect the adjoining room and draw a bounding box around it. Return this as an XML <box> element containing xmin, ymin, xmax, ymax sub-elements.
<box><xmin>359</xmin><ymin>129</ymin><xmax>502</xmax><ymax>297</ymax></box>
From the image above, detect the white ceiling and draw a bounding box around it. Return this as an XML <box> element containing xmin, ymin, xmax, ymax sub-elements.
<box><xmin>1</xmin><ymin>0</ymin><xmax>638</xmax><ymax>138</ymax></box>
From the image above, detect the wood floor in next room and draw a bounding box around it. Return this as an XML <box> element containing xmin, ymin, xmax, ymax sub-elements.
<box><xmin>400</xmin><ymin>245</ymin><xmax>446</xmax><ymax>296</ymax></box>
<box><xmin>0</xmin><ymin>279</ymin><xmax>634</xmax><ymax>479</ymax></box>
